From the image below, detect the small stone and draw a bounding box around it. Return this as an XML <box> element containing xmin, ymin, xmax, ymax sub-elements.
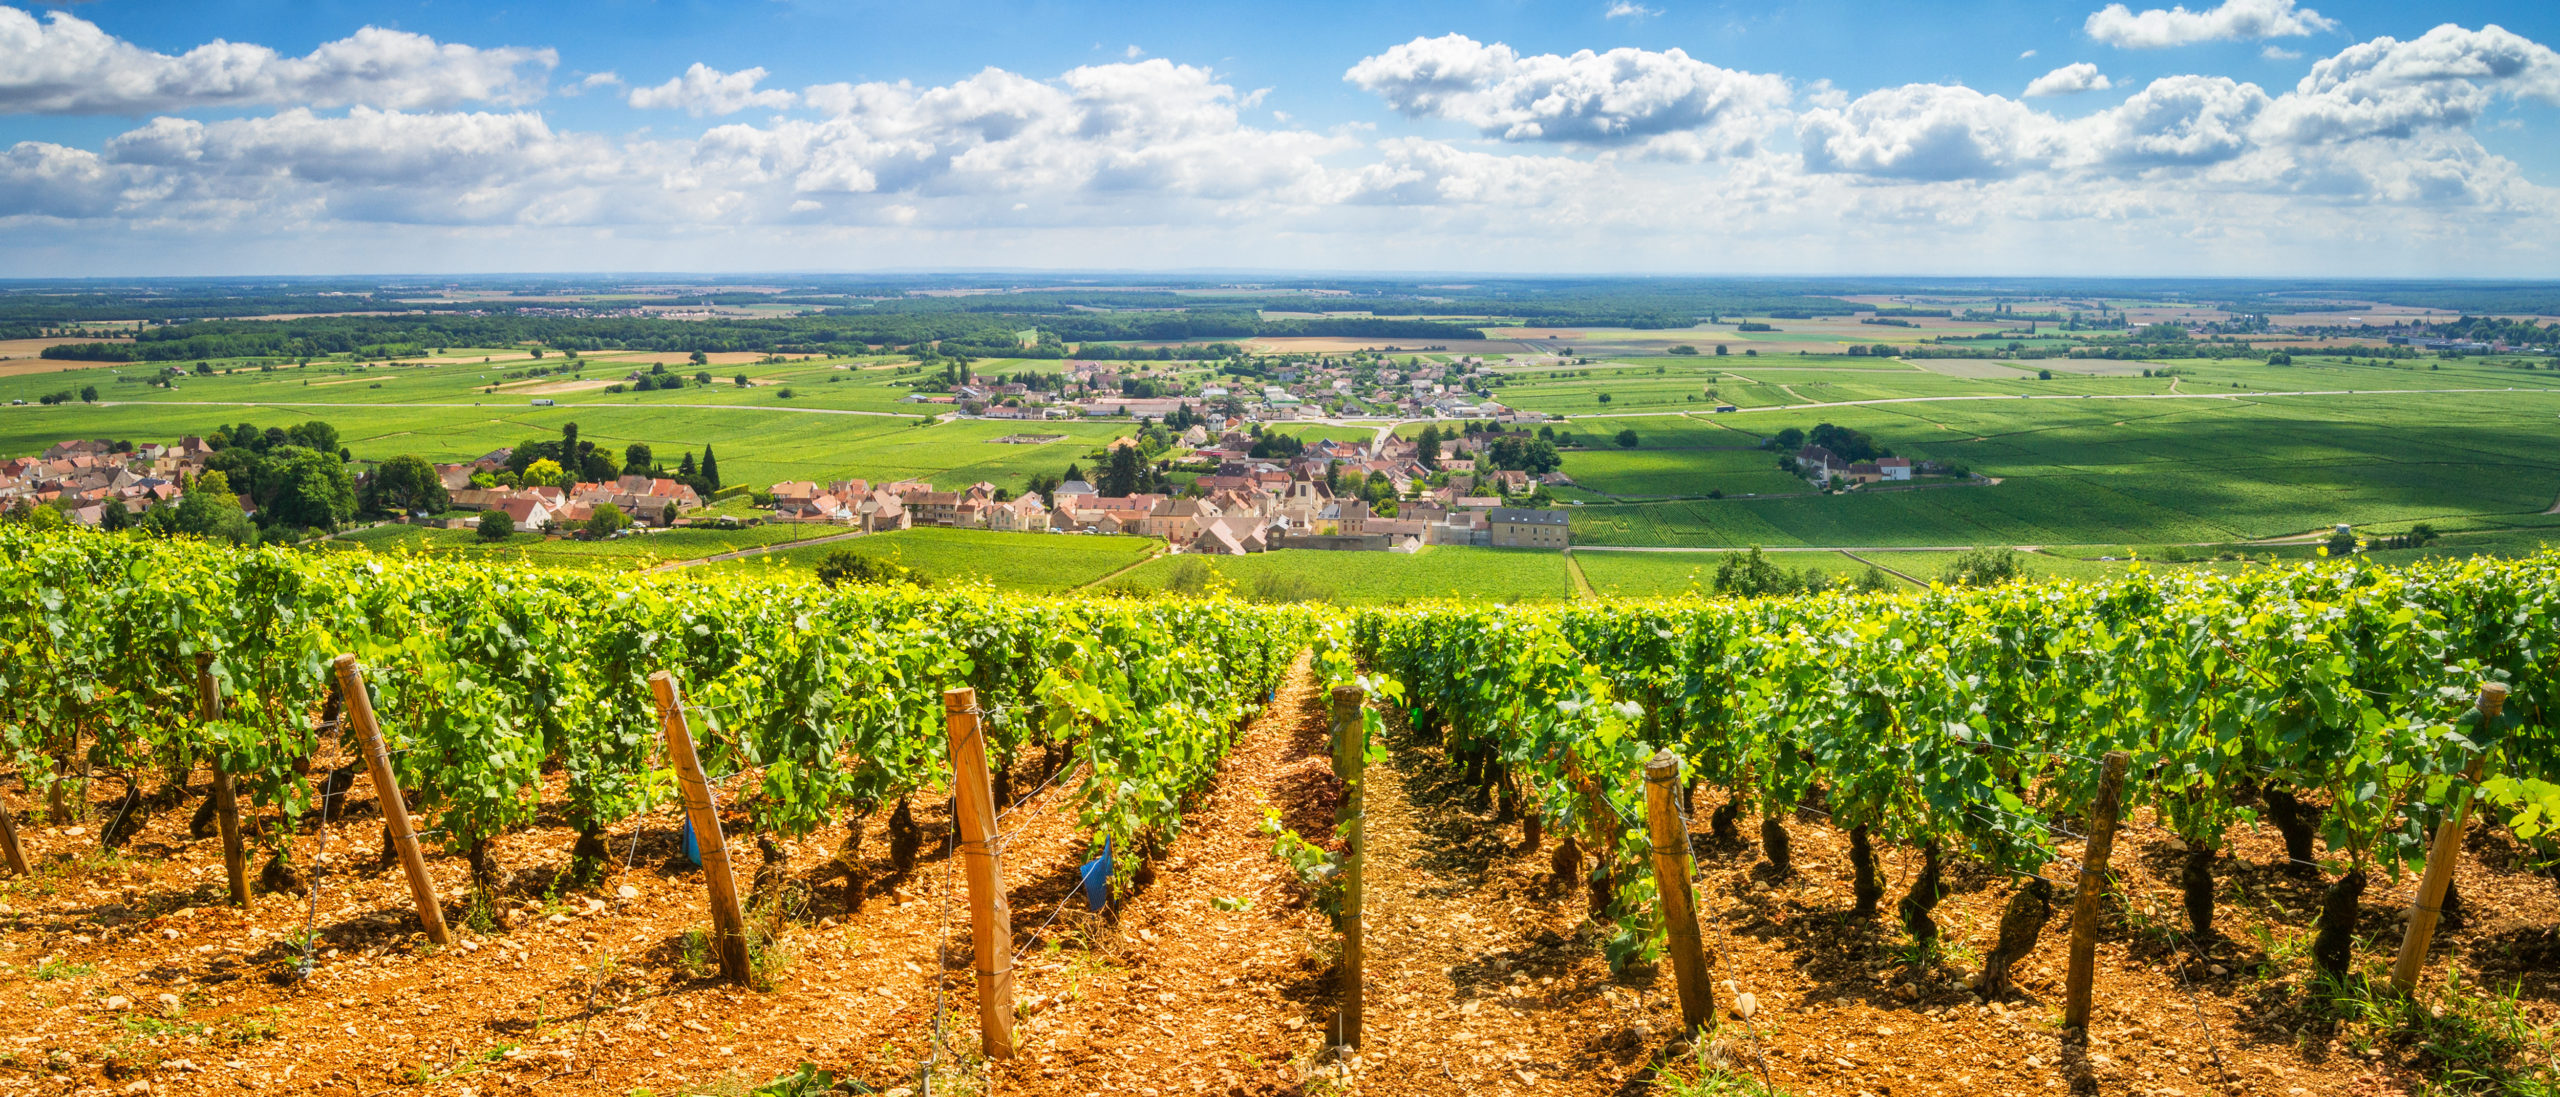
<box><xmin>64</xmin><ymin>826</ymin><xmax>86</xmax><ymax>837</ymax></box>
<box><xmin>156</xmin><ymin>992</ymin><xmax>182</xmax><ymax>1012</ymax></box>
<box><xmin>1894</xmin><ymin>982</ymin><xmax>1919</xmax><ymax>1000</ymax></box>
<box><xmin>104</xmin><ymin>995</ymin><xmax>131</xmax><ymax>1010</ymax></box>
<box><xmin>2163</xmin><ymin>836</ymin><xmax>2188</xmax><ymax>852</ymax></box>
<box><xmin>161</xmin><ymin>928</ymin><xmax>181</xmax><ymax>939</ymax></box>
<box><xmin>616</xmin><ymin>885</ymin><xmax>640</xmax><ymax>901</ymax></box>
<box><xmin>2207</xmin><ymin>964</ymin><xmax>2228</xmax><ymax>976</ymax></box>
<box><xmin>1734</xmin><ymin>993</ymin><xmax>1758</xmax><ymax>1019</ymax></box>
<box><xmin>121</xmin><ymin>1081</ymin><xmax>149</xmax><ymax>1095</ymax></box>
<box><xmin>547</xmin><ymin>913</ymin><xmax>569</xmax><ymax>926</ymax></box>
<box><xmin>583</xmin><ymin>898</ymin><xmax>607</xmax><ymax>916</ymax></box>
<box><xmin>2026</xmin><ymin>1055</ymin><xmax>2044</xmax><ymax>1068</ymax></box>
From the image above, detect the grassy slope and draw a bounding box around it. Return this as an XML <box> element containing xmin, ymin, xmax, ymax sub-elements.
<box><xmin>1119</xmin><ymin>546</ymin><xmax>1574</xmax><ymax>604</ymax></box>
<box><xmin>710</xmin><ymin>528</ymin><xmax>1159</xmax><ymax>594</ymax></box>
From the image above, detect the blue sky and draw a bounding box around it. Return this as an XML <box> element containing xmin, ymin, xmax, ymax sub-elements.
<box><xmin>3</xmin><ymin>0</ymin><xmax>2558</xmax><ymax>276</ymax></box>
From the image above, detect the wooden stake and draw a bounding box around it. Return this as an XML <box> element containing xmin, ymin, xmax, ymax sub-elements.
<box><xmin>648</xmin><ymin>671</ymin><xmax>748</xmax><ymax>983</ymax></box>
<box><xmin>1644</xmin><ymin>750</ymin><xmax>1716</xmax><ymax>1031</ymax></box>
<box><xmin>1329</xmin><ymin>684</ymin><xmax>1366</xmax><ymax>1048</ymax></box>
<box><xmin>194</xmin><ymin>654</ymin><xmax>250</xmax><ymax>907</ymax></box>
<box><xmin>943</xmin><ymin>688</ymin><xmax>1016</xmax><ymax>1060</ymax></box>
<box><xmin>2062</xmin><ymin>749</ymin><xmax>2129</xmax><ymax>1032</ymax></box>
<box><xmin>336</xmin><ymin>656</ymin><xmax>449</xmax><ymax>946</ymax></box>
<box><xmin>2390</xmin><ymin>682</ymin><xmax>2507</xmax><ymax>995</ymax></box>
<box><xmin>0</xmin><ymin>787</ymin><xmax>26</xmax><ymax>876</ymax></box>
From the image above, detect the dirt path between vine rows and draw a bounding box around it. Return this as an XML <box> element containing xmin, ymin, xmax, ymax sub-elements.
<box><xmin>993</xmin><ymin>650</ymin><xmax>1341</xmax><ymax>1096</ymax></box>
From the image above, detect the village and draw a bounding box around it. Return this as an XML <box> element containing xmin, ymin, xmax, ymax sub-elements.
<box><xmin>0</xmin><ymin>416</ymin><xmax>1578</xmax><ymax>557</ymax></box>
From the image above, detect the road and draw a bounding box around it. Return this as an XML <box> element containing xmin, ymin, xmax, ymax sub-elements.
<box><xmin>649</xmin><ymin>528</ymin><xmax>868</xmax><ymax>570</ymax></box>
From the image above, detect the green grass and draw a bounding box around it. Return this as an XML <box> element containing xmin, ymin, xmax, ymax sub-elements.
<box><xmin>329</xmin><ymin>522</ymin><xmax>839</xmax><ymax>571</ymax></box>
<box><xmin>711</xmin><ymin>527</ymin><xmax>1160</xmax><ymax>594</ymax></box>
<box><xmin>1118</xmin><ymin>546</ymin><xmax>1574</xmax><ymax>604</ymax></box>
<box><xmin>1564</xmin><ymin>447</ymin><xmax>1804</xmax><ymax>498</ymax></box>
<box><xmin>1574</xmin><ymin>549</ymin><xmax>1899</xmax><ymax>596</ymax></box>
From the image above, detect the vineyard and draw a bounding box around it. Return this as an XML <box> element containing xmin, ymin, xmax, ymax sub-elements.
<box><xmin>2</xmin><ymin>527</ymin><xmax>2558</xmax><ymax>1097</ymax></box>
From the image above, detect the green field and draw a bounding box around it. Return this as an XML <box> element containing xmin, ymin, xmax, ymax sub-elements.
<box><xmin>329</xmin><ymin>521</ymin><xmax>838</xmax><ymax>571</ymax></box>
<box><xmin>1119</xmin><ymin>546</ymin><xmax>1574</xmax><ymax>604</ymax></box>
<box><xmin>711</xmin><ymin>528</ymin><xmax>1160</xmax><ymax>594</ymax></box>
<box><xmin>1573</xmin><ymin>548</ymin><xmax>1895</xmax><ymax>596</ymax></box>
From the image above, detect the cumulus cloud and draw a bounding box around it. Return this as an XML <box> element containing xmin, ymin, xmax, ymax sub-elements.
<box><xmin>2256</xmin><ymin>23</ymin><xmax>2560</xmax><ymax>144</ymax></box>
<box><xmin>693</xmin><ymin>60</ymin><xmax>1346</xmax><ymax>212</ymax></box>
<box><xmin>0</xmin><ymin>8</ymin><xmax>553</xmax><ymax>114</ymax></box>
<box><xmin>628</xmin><ymin>63</ymin><xmax>799</xmax><ymax>116</ymax></box>
<box><xmin>2025</xmin><ymin>63</ymin><xmax>2115</xmax><ymax>97</ymax></box>
<box><xmin>1341</xmin><ymin>137</ymin><xmax>1595</xmax><ymax>205</ymax></box>
<box><xmin>1604</xmin><ymin>3</ymin><xmax>1663</xmax><ymax>20</ymax></box>
<box><xmin>1345</xmin><ymin>34</ymin><xmax>1787</xmax><ymax>155</ymax></box>
<box><xmin>2084</xmin><ymin>74</ymin><xmax>2269</xmax><ymax>167</ymax></box>
<box><xmin>0</xmin><ymin>142</ymin><xmax>121</xmax><ymax>218</ymax></box>
<box><xmin>1800</xmin><ymin>84</ymin><xmax>2065</xmax><ymax>180</ymax></box>
<box><xmin>2085</xmin><ymin>0</ymin><xmax>2336</xmax><ymax>49</ymax></box>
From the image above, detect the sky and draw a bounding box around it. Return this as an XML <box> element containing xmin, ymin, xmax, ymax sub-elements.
<box><xmin>2</xmin><ymin>0</ymin><xmax>2558</xmax><ymax>278</ymax></box>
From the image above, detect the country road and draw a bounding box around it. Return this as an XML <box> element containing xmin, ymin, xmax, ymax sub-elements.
<box><xmin>648</xmin><ymin>529</ymin><xmax>868</xmax><ymax>570</ymax></box>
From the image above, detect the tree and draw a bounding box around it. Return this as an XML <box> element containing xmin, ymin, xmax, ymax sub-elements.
<box><xmin>1100</xmin><ymin>444</ymin><xmax>1145</xmax><ymax>497</ymax></box>
<box><xmin>524</xmin><ymin>457</ymin><xmax>566</xmax><ymax>486</ymax></box>
<box><xmin>624</xmin><ymin>443</ymin><xmax>654</xmax><ymax>474</ymax></box>
<box><xmin>1711</xmin><ymin>547</ymin><xmax>1793</xmax><ymax>597</ymax></box>
<box><xmin>815</xmin><ymin>549</ymin><xmax>926</xmax><ymax>588</ymax></box>
<box><xmin>689</xmin><ymin>350</ymin><xmax>709</xmax><ymax>366</ymax></box>
<box><xmin>262</xmin><ymin>447</ymin><xmax>358</xmax><ymax>531</ymax></box>
<box><xmin>561</xmin><ymin>422</ymin><xmax>579</xmax><ymax>455</ymax></box>
<box><xmin>1772</xmin><ymin>427</ymin><xmax>1806</xmax><ymax>451</ymax></box>
<box><xmin>477</xmin><ymin>511</ymin><xmax>515</xmax><ymax>542</ymax></box>
<box><xmin>1615</xmin><ymin>428</ymin><xmax>1639</xmax><ymax>448</ymax></box>
<box><xmin>1414</xmin><ymin>424</ymin><xmax>1441</xmax><ymax>470</ymax></box>
<box><xmin>734</xmin><ymin>373</ymin><xmax>750</xmax><ymax>387</ymax></box>
<box><xmin>1942</xmin><ymin>547</ymin><xmax>2024</xmax><ymax>587</ymax></box>
<box><xmin>585</xmin><ymin>503</ymin><xmax>631</xmax><ymax>538</ymax></box>
<box><xmin>287</xmin><ymin>421</ymin><xmax>340</xmax><ymax>453</ymax></box>
<box><xmin>78</xmin><ymin>385</ymin><xmax>97</xmax><ymax>403</ymax></box>
<box><xmin>173</xmin><ymin>471</ymin><xmax>257</xmax><ymax>545</ymax></box>
<box><xmin>700</xmin><ymin>446</ymin><xmax>722</xmax><ymax>492</ymax></box>
<box><xmin>678</xmin><ymin>451</ymin><xmax>697</xmax><ymax>478</ymax></box>
<box><xmin>365</xmin><ymin>454</ymin><xmax>450</xmax><ymax>516</ymax></box>
<box><xmin>2324</xmin><ymin>528</ymin><xmax>2358</xmax><ymax>557</ymax></box>
<box><xmin>1062</xmin><ymin>462</ymin><xmax>1085</xmax><ymax>485</ymax></box>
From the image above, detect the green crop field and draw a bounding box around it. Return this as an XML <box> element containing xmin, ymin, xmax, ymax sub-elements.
<box><xmin>712</xmin><ymin>528</ymin><xmax>1160</xmax><ymax>594</ymax></box>
<box><xmin>1563</xmin><ymin>447</ymin><xmax>1804</xmax><ymax>498</ymax></box>
<box><xmin>328</xmin><ymin>522</ymin><xmax>838</xmax><ymax>571</ymax></box>
<box><xmin>1574</xmin><ymin>548</ymin><xmax>1897</xmax><ymax>596</ymax></box>
<box><xmin>1119</xmin><ymin>546</ymin><xmax>1574</xmax><ymax>604</ymax></box>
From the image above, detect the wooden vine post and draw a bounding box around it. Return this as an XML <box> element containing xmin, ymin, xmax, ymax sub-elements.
<box><xmin>2390</xmin><ymin>682</ymin><xmax>2508</xmax><ymax>995</ymax></box>
<box><xmin>1643</xmin><ymin>750</ymin><xmax>1716</xmax><ymax>1031</ymax></box>
<box><xmin>943</xmin><ymin>687</ymin><xmax>1016</xmax><ymax>1060</ymax></box>
<box><xmin>2062</xmin><ymin>749</ymin><xmax>2130</xmax><ymax>1033</ymax></box>
<box><xmin>649</xmin><ymin>671</ymin><xmax>749</xmax><ymax>984</ymax></box>
<box><xmin>194</xmin><ymin>653</ymin><xmax>250</xmax><ymax>906</ymax></box>
<box><xmin>336</xmin><ymin>655</ymin><xmax>450</xmax><ymax>946</ymax></box>
<box><xmin>0</xmin><ymin>783</ymin><xmax>25</xmax><ymax>876</ymax></box>
<box><xmin>1329</xmin><ymin>684</ymin><xmax>1366</xmax><ymax>1048</ymax></box>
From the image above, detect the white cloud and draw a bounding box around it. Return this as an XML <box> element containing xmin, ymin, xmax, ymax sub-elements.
<box><xmin>2025</xmin><ymin>63</ymin><xmax>2115</xmax><ymax>97</ymax></box>
<box><xmin>2085</xmin><ymin>0</ymin><xmax>2336</xmax><ymax>49</ymax></box>
<box><xmin>1605</xmin><ymin>2</ymin><xmax>1663</xmax><ymax>20</ymax></box>
<box><xmin>628</xmin><ymin>63</ymin><xmax>798</xmax><ymax>116</ymax></box>
<box><xmin>697</xmin><ymin>60</ymin><xmax>1346</xmax><ymax>210</ymax></box>
<box><xmin>2262</xmin><ymin>46</ymin><xmax>2301</xmax><ymax>60</ymax></box>
<box><xmin>1800</xmin><ymin>84</ymin><xmax>2065</xmax><ymax>180</ymax></box>
<box><xmin>1345</xmin><ymin>34</ymin><xmax>1787</xmax><ymax>155</ymax></box>
<box><xmin>1124</xmin><ymin>45</ymin><xmax>1144</xmax><ymax>59</ymax></box>
<box><xmin>0</xmin><ymin>8</ymin><xmax>554</xmax><ymax>114</ymax></box>
<box><xmin>0</xmin><ymin>142</ymin><xmax>121</xmax><ymax>218</ymax></box>
<box><xmin>2084</xmin><ymin>74</ymin><xmax>2269</xmax><ymax>166</ymax></box>
<box><xmin>2021</xmin><ymin>49</ymin><xmax>2040</xmax><ymax>60</ymax></box>
<box><xmin>561</xmin><ymin>72</ymin><xmax>625</xmax><ymax>97</ymax></box>
<box><xmin>2255</xmin><ymin>24</ymin><xmax>2560</xmax><ymax>144</ymax></box>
